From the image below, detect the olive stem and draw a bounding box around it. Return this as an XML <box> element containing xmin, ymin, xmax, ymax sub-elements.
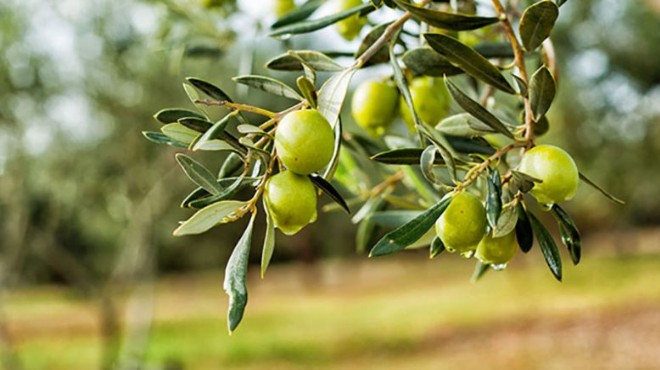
<box><xmin>490</xmin><ymin>0</ymin><xmax>535</xmax><ymax>145</ymax></box>
<box><xmin>455</xmin><ymin>141</ymin><xmax>527</xmax><ymax>192</ymax></box>
<box><xmin>195</xmin><ymin>99</ymin><xmax>277</xmax><ymax>118</ymax></box>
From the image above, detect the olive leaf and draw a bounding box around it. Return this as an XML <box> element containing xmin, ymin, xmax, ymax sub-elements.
<box><xmin>269</xmin><ymin>2</ymin><xmax>374</xmax><ymax>38</ymax></box>
<box><xmin>430</xmin><ymin>236</ymin><xmax>445</xmax><ymax>259</ymax></box>
<box><xmin>175</xmin><ymin>153</ymin><xmax>223</xmax><ymax>195</ymax></box>
<box><xmin>369</xmin><ymin>195</ymin><xmax>451</xmax><ymax>257</ymax></box>
<box><xmin>519</xmin><ymin>1</ymin><xmax>559</xmax><ymax>51</ymax></box>
<box><xmin>436</xmin><ymin>113</ymin><xmax>496</xmax><ymax>137</ymax></box>
<box><xmin>371</xmin><ymin>148</ymin><xmax>446</xmax><ymax>165</ymax></box>
<box><xmin>515</xmin><ymin>203</ymin><xmax>534</xmax><ymax>253</ymax></box>
<box><xmin>486</xmin><ymin>168</ymin><xmax>503</xmax><ymax>229</ymax></box>
<box><xmin>186</xmin><ymin>77</ymin><xmax>233</xmax><ymax>102</ymax></box>
<box><xmin>154</xmin><ymin>108</ymin><xmax>205</xmax><ymax>124</ymax></box>
<box><xmin>393</xmin><ymin>0</ymin><xmax>499</xmax><ymax>31</ymax></box>
<box><xmin>420</xmin><ymin>145</ymin><xmax>445</xmax><ymax>186</ymax></box>
<box><xmin>355</xmin><ymin>22</ymin><xmax>392</xmax><ymax>66</ymax></box>
<box><xmin>493</xmin><ymin>205</ymin><xmax>519</xmax><ymax>238</ymax></box>
<box><xmin>579</xmin><ymin>172</ymin><xmax>625</xmax><ymax>205</ymax></box>
<box><xmin>296</xmin><ymin>76</ymin><xmax>318</xmax><ymax>108</ymax></box>
<box><xmin>266</xmin><ymin>50</ymin><xmax>344</xmax><ymax>72</ymax></box>
<box><xmin>233</xmin><ymin>75</ymin><xmax>304</xmax><ymax>101</ymax></box>
<box><xmin>178</xmin><ymin>117</ymin><xmax>213</xmax><ymax>133</ymax></box>
<box><xmin>173</xmin><ymin>200</ymin><xmax>246</xmax><ymax>236</ymax></box>
<box><xmin>402</xmin><ymin>48</ymin><xmax>463</xmax><ymax>77</ymax></box>
<box><xmin>309</xmin><ymin>173</ymin><xmax>351</xmax><ymax>214</ymax></box>
<box><xmin>551</xmin><ymin>205</ymin><xmax>581</xmax><ymax>265</ymax></box>
<box><xmin>188</xmin><ymin>175</ymin><xmax>248</xmax><ymax>209</ymax></box>
<box><xmin>471</xmin><ymin>261</ymin><xmax>490</xmax><ymax>282</ymax></box>
<box><xmin>161</xmin><ymin>123</ymin><xmax>200</xmax><ymax>145</ymax></box>
<box><xmin>224</xmin><ymin>213</ymin><xmax>255</xmax><ymax>333</ymax></box>
<box><xmin>318</xmin><ymin>68</ymin><xmax>357</xmax><ymax>128</ymax></box>
<box><xmin>261</xmin><ymin>199</ymin><xmax>276</xmax><ymax>278</ymax></box>
<box><xmin>444</xmin><ymin>78</ymin><xmax>514</xmax><ymax>138</ymax></box>
<box><xmin>322</xmin><ymin>116</ymin><xmax>343</xmax><ymax>180</ymax></box>
<box><xmin>142</xmin><ymin>131</ymin><xmax>188</xmax><ymax>148</ymax></box>
<box><xmin>271</xmin><ymin>0</ymin><xmax>324</xmax><ymax>28</ymax></box>
<box><xmin>529</xmin><ymin>67</ymin><xmax>556</xmax><ymax>121</ymax></box>
<box><xmin>425</xmin><ymin>33</ymin><xmax>516</xmax><ymax>94</ymax></box>
<box><xmin>528</xmin><ymin>212</ymin><xmax>562</xmax><ymax>281</ymax></box>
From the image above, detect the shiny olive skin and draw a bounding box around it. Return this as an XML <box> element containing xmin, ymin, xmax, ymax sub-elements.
<box><xmin>518</xmin><ymin>145</ymin><xmax>579</xmax><ymax>205</ymax></box>
<box><xmin>435</xmin><ymin>192</ymin><xmax>487</xmax><ymax>254</ymax></box>
<box><xmin>275</xmin><ymin>109</ymin><xmax>334</xmax><ymax>175</ymax></box>
<box><xmin>351</xmin><ymin>80</ymin><xmax>399</xmax><ymax>136</ymax></box>
<box><xmin>264</xmin><ymin>171</ymin><xmax>318</xmax><ymax>235</ymax></box>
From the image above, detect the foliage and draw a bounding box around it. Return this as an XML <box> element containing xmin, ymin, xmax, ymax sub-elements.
<box><xmin>145</xmin><ymin>0</ymin><xmax>626</xmax><ymax>332</ymax></box>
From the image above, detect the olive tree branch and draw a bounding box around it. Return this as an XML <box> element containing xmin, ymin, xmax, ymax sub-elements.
<box><xmin>455</xmin><ymin>141</ymin><xmax>527</xmax><ymax>192</ymax></box>
<box><xmin>195</xmin><ymin>99</ymin><xmax>277</xmax><ymax>118</ymax></box>
<box><xmin>490</xmin><ymin>0</ymin><xmax>535</xmax><ymax>144</ymax></box>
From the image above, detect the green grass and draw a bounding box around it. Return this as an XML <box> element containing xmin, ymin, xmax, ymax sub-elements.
<box><xmin>8</xmin><ymin>252</ymin><xmax>660</xmax><ymax>369</ymax></box>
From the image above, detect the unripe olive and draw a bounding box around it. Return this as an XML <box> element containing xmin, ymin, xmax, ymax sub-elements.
<box><xmin>275</xmin><ymin>109</ymin><xmax>334</xmax><ymax>175</ymax></box>
<box><xmin>273</xmin><ymin>0</ymin><xmax>296</xmax><ymax>17</ymax></box>
<box><xmin>435</xmin><ymin>192</ymin><xmax>487</xmax><ymax>254</ymax></box>
<box><xmin>400</xmin><ymin>76</ymin><xmax>451</xmax><ymax>130</ymax></box>
<box><xmin>351</xmin><ymin>80</ymin><xmax>399</xmax><ymax>136</ymax></box>
<box><xmin>518</xmin><ymin>145</ymin><xmax>579</xmax><ymax>205</ymax></box>
<box><xmin>331</xmin><ymin>0</ymin><xmax>366</xmax><ymax>41</ymax></box>
<box><xmin>475</xmin><ymin>231</ymin><xmax>517</xmax><ymax>265</ymax></box>
<box><xmin>264</xmin><ymin>171</ymin><xmax>318</xmax><ymax>235</ymax></box>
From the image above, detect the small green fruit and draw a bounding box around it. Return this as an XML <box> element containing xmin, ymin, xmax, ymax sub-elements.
<box><xmin>351</xmin><ymin>80</ymin><xmax>399</xmax><ymax>136</ymax></box>
<box><xmin>274</xmin><ymin>0</ymin><xmax>296</xmax><ymax>17</ymax></box>
<box><xmin>264</xmin><ymin>171</ymin><xmax>318</xmax><ymax>235</ymax></box>
<box><xmin>400</xmin><ymin>76</ymin><xmax>451</xmax><ymax>130</ymax></box>
<box><xmin>275</xmin><ymin>109</ymin><xmax>334</xmax><ymax>175</ymax></box>
<box><xmin>435</xmin><ymin>192</ymin><xmax>487</xmax><ymax>254</ymax></box>
<box><xmin>476</xmin><ymin>231</ymin><xmax>517</xmax><ymax>265</ymax></box>
<box><xmin>518</xmin><ymin>145</ymin><xmax>579</xmax><ymax>205</ymax></box>
<box><xmin>332</xmin><ymin>0</ymin><xmax>366</xmax><ymax>40</ymax></box>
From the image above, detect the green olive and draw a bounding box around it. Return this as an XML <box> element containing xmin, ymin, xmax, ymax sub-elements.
<box><xmin>435</xmin><ymin>192</ymin><xmax>487</xmax><ymax>254</ymax></box>
<box><xmin>273</xmin><ymin>0</ymin><xmax>296</xmax><ymax>17</ymax></box>
<box><xmin>518</xmin><ymin>145</ymin><xmax>579</xmax><ymax>205</ymax></box>
<box><xmin>351</xmin><ymin>80</ymin><xmax>399</xmax><ymax>136</ymax></box>
<box><xmin>400</xmin><ymin>76</ymin><xmax>451</xmax><ymax>130</ymax></box>
<box><xmin>332</xmin><ymin>0</ymin><xmax>366</xmax><ymax>41</ymax></box>
<box><xmin>475</xmin><ymin>231</ymin><xmax>517</xmax><ymax>265</ymax></box>
<box><xmin>264</xmin><ymin>171</ymin><xmax>318</xmax><ymax>235</ymax></box>
<box><xmin>275</xmin><ymin>109</ymin><xmax>335</xmax><ymax>175</ymax></box>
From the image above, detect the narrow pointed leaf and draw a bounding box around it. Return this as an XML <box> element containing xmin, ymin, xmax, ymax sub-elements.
<box><xmin>529</xmin><ymin>212</ymin><xmax>562</xmax><ymax>281</ymax></box>
<box><xmin>186</xmin><ymin>77</ymin><xmax>233</xmax><ymax>102</ymax></box>
<box><xmin>175</xmin><ymin>154</ymin><xmax>222</xmax><ymax>195</ymax></box>
<box><xmin>486</xmin><ymin>168</ymin><xmax>502</xmax><ymax>229</ymax></box>
<box><xmin>371</xmin><ymin>148</ymin><xmax>445</xmax><ymax>165</ymax></box>
<box><xmin>161</xmin><ymin>123</ymin><xmax>200</xmax><ymax>145</ymax></box>
<box><xmin>322</xmin><ymin>116</ymin><xmax>343</xmax><ymax>180</ymax></box>
<box><xmin>178</xmin><ymin>117</ymin><xmax>213</xmax><ymax>133</ymax></box>
<box><xmin>261</xmin><ymin>200</ymin><xmax>276</xmax><ymax>278</ymax></box>
<box><xmin>142</xmin><ymin>131</ymin><xmax>188</xmax><ymax>148</ymax></box>
<box><xmin>493</xmin><ymin>205</ymin><xmax>519</xmax><ymax>238</ymax></box>
<box><xmin>551</xmin><ymin>205</ymin><xmax>581</xmax><ymax>265</ymax></box>
<box><xmin>297</xmin><ymin>76</ymin><xmax>318</xmax><ymax>108</ymax></box>
<box><xmin>516</xmin><ymin>203</ymin><xmax>534</xmax><ymax>253</ymax></box>
<box><xmin>436</xmin><ymin>113</ymin><xmax>496</xmax><ymax>136</ymax></box>
<box><xmin>529</xmin><ymin>67</ymin><xmax>556</xmax><ymax>121</ymax></box>
<box><xmin>318</xmin><ymin>68</ymin><xmax>356</xmax><ymax>127</ymax></box>
<box><xmin>425</xmin><ymin>33</ymin><xmax>516</xmax><ymax>94</ymax></box>
<box><xmin>309</xmin><ymin>174</ymin><xmax>350</xmax><ymax>214</ymax></box>
<box><xmin>471</xmin><ymin>261</ymin><xmax>490</xmax><ymax>282</ymax></box>
<box><xmin>189</xmin><ymin>175</ymin><xmax>247</xmax><ymax>209</ymax></box>
<box><xmin>519</xmin><ymin>1</ymin><xmax>559</xmax><ymax>51</ymax></box>
<box><xmin>512</xmin><ymin>75</ymin><xmax>528</xmax><ymax>97</ymax></box>
<box><xmin>233</xmin><ymin>75</ymin><xmax>303</xmax><ymax>101</ymax></box>
<box><xmin>154</xmin><ymin>108</ymin><xmax>205</xmax><ymax>124</ymax></box>
<box><xmin>393</xmin><ymin>0</ymin><xmax>498</xmax><ymax>30</ymax></box>
<box><xmin>269</xmin><ymin>2</ymin><xmax>374</xmax><ymax>37</ymax></box>
<box><xmin>420</xmin><ymin>146</ymin><xmax>443</xmax><ymax>185</ymax></box>
<box><xmin>402</xmin><ymin>47</ymin><xmax>463</xmax><ymax>77</ymax></box>
<box><xmin>445</xmin><ymin>78</ymin><xmax>514</xmax><ymax>138</ymax></box>
<box><xmin>430</xmin><ymin>236</ymin><xmax>445</xmax><ymax>259</ymax></box>
<box><xmin>173</xmin><ymin>200</ymin><xmax>246</xmax><ymax>236</ymax></box>
<box><xmin>369</xmin><ymin>196</ymin><xmax>451</xmax><ymax>257</ymax></box>
<box><xmin>271</xmin><ymin>0</ymin><xmax>324</xmax><ymax>28</ymax></box>
<box><xmin>390</xmin><ymin>35</ymin><xmax>421</xmax><ymax>130</ymax></box>
<box><xmin>579</xmin><ymin>172</ymin><xmax>625</xmax><ymax>204</ymax></box>
<box><xmin>224</xmin><ymin>214</ymin><xmax>255</xmax><ymax>333</ymax></box>
<box><xmin>356</xmin><ymin>216</ymin><xmax>377</xmax><ymax>254</ymax></box>
<box><xmin>266</xmin><ymin>50</ymin><xmax>344</xmax><ymax>72</ymax></box>
<box><xmin>180</xmin><ymin>177</ymin><xmax>258</xmax><ymax>208</ymax></box>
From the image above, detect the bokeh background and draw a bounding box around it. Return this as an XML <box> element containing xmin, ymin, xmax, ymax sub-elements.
<box><xmin>1</xmin><ymin>0</ymin><xmax>659</xmax><ymax>369</ymax></box>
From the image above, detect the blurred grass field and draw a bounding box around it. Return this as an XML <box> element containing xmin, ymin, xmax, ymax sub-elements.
<box><xmin>5</xmin><ymin>248</ymin><xmax>660</xmax><ymax>370</ymax></box>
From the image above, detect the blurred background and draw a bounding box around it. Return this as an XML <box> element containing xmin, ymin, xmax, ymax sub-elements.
<box><xmin>1</xmin><ymin>0</ymin><xmax>659</xmax><ymax>369</ymax></box>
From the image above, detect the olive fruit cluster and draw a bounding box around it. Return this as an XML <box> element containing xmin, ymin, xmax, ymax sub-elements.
<box><xmin>351</xmin><ymin>76</ymin><xmax>451</xmax><ymax>136</ymax></box>
<box><xmin>265</xmin><ymin>109</ymin><xmax>335</xmax><ymax>235</ymax></box>
<box><xmin>435</xmin><ymin>192</ymin><xmax>517</xmax><ymax>266</ymax></box>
